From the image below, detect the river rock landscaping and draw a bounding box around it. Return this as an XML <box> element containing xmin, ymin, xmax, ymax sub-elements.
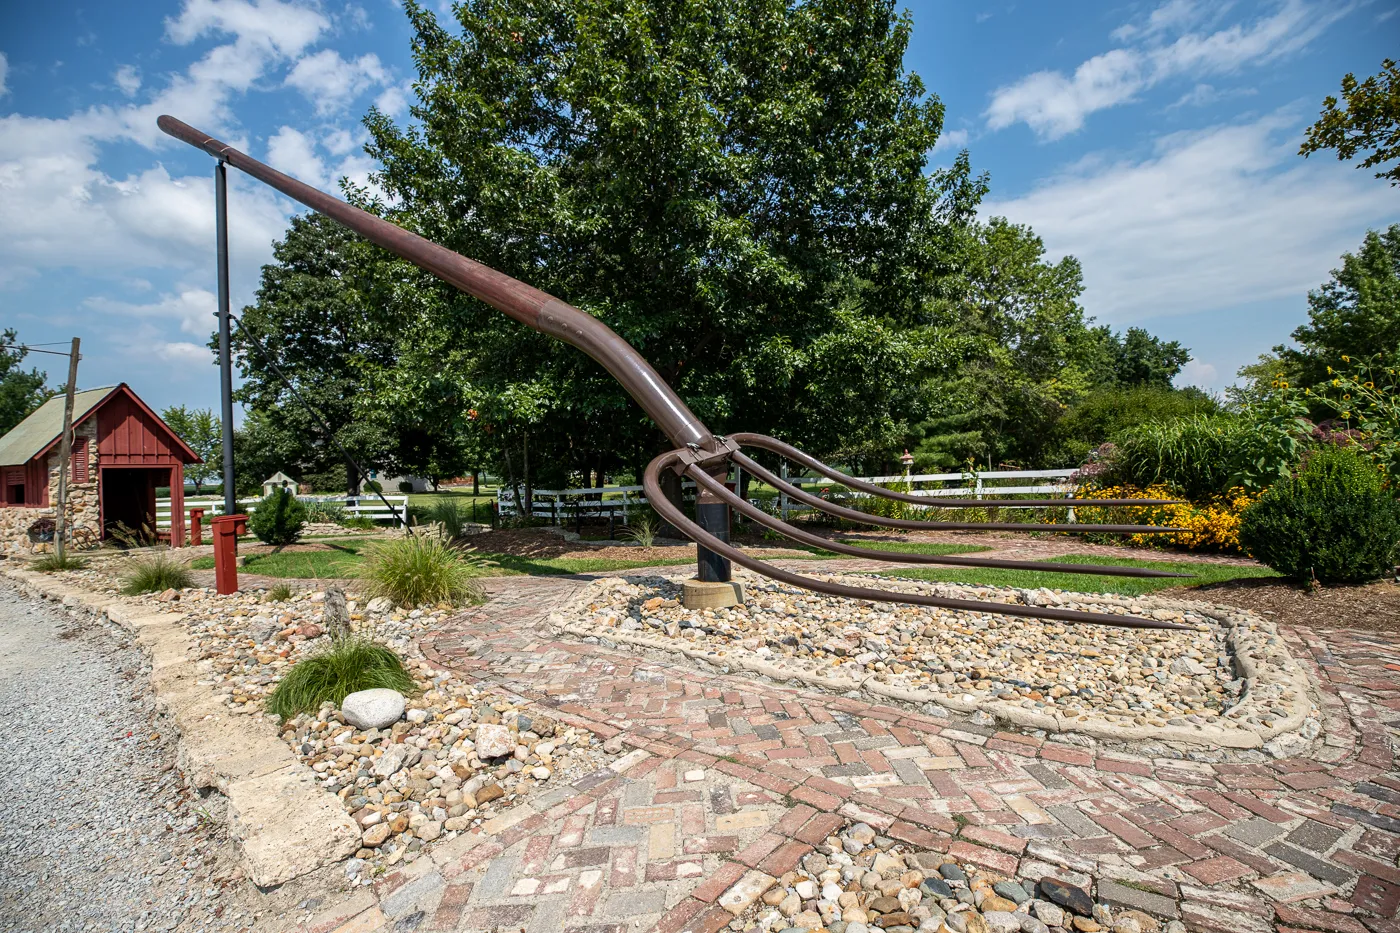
<box><xmin>737</xmin><ymin>818</ymin><xmax>1179</xmax><ymax>933</ymax></box>
<box><xmin>41</xmin><ymin>565</ymin><xmax>619</xmax><ymax>873</ymax></box>
<box><xmin>559</xmin><ymin>569</ymin><xmax>1316</xmax><ymax>750</ymax></box>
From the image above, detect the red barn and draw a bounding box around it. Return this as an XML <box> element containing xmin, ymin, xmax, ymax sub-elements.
<box><xmin>0</xmin><ymin>384</ymin><xmax>202</xmax><ymax>555</ymax></box>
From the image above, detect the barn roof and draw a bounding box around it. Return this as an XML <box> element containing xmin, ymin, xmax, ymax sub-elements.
<box><xmin>0</xmin><ymin>386</ymin><xmax>118</xmax><ymax>466</ymax></box>
<box><xmin>0</xmin><ymin>384</ymin><xmax>202</xmax><ymax>467</ymax></box>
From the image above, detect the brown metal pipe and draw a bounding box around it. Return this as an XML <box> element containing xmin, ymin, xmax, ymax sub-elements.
<box><xmin>731</xmin><ymin>433</ymin><xmax>1182</xmax><ymax>508</ymax></box>
<box><xmin>685</xmin><ymin>464</ymin><xmax>1190</xmax><ymax>578</ymax></box>
<box><xmin>157</xmin><ymin>115</ymin><xmax>712</xmax><ymax>451</ymax></box>
<box><xmin>733</xmin><ymin>451</ymin><xmax>1187</xmax><ymax>536</ymax></box>
<box><xmin>643</xmin><ymin>451</ymin><xmax>1192</xmax><ymax>630</ymax></box>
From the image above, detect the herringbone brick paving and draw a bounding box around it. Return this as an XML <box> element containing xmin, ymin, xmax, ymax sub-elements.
<box><xmin>301</xmin><ymin>569</ymin><xmax>1400</xmax><ymax>933</ymax></box>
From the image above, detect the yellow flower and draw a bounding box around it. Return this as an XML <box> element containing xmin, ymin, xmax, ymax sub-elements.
<box><xmin>1365</xmin><ymin>382</ymin><xmax>1374</xmax><ymax>389</ymax></box>
<box><xmin>1342</xmin><ymin>355</ymin><xmax>1351</xmax><ymax>362</ymax></box>
<box><xmin>1280</xmin><ymin>381</ymin><xmax>1288</xmax><ymax>388</ymax></box>
<box><xmin>1327</xmin><ymin>366</ymin><xmax>1334</xmax><ymax>374</ymax></box>
<box><xmin>1342</xmin><ymin>411</ymin><xmax>1351</xmax><ymax>419</ymax></box>
<box><xmin>1333</xmin><ymin>379</ymin><xmax>1342</xmax><ymax>387</ymax></box>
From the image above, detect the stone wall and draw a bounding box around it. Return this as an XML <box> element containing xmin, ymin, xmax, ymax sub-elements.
<box><xmin>0</xmin><ymin>420</ymin><xmax>101</xmax><ymax>557</ymax></box>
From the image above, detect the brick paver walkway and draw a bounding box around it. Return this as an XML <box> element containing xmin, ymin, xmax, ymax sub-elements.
<box><xmin>297</xmin><ymin>572</ymin><xmax>1400</xmax><ymax>933</ymax></box>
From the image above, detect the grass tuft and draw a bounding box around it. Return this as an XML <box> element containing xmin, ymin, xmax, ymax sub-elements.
<box><xmin>425</xmin><ymin>499</ymin><xmax>470</xmax><ymax>539</ymax></box>
<box><xmin>266</xmin><ymin>582</ymin><xmax>294</xmax><ymax>602</ymax></box>
<box><xmin>122</xmin><ymin>552</ymin><xmax>194</xmax><ymax>595</ymax></box>
<box><xmin>266</xmin><ymin>636</ymin><xmax>416</xmax><ymax>720</ymax></box>
<box><xmin>30</xmin><ymin>553</ymin><xmax>90</xmax><ymax>572</ymax></box>
<box><xmin>363</xmin><ymin>534</ymin><xmax>484</xmax><ymax>608</ymax></box>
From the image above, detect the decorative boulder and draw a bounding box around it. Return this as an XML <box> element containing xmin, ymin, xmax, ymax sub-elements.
<box><xmin>341</xmin><ymin>688</ymin><xmax>406</xmax><ymax>729</ymax></box>
<box><xmin>474</xmin><ymin>723</ymin><xmax>514</xmax><ymax>759</ymax></box>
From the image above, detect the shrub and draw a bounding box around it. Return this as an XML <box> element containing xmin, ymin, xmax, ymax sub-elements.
<box><xmin>1239</xmin><ymin>446</ymin><xmax>1400</xmax><ymax>583</ymax></box>
<box><xmin>266</xmin><ymin>637</ymin><xmax>415</xmax><ymax>720</ymax></box>
<box><xmin>123</xmin><ymin>552</ymin><xmax>194</xmax><ymax>595</ymax></box>
<box><xmin>305</xmin><ymin>501</ymin><xmax>347</xmax><ymax>524</ymax></box>
<box><xmin>249</xmin><ymin>489</ymin><xmax>308</xmax><ymax>545</ymax></box>
<box><xmin>620</xmin><ymin>509</ymin><xmax>659</xmax><ymax>546</ymax></box>
<box><xmin>362</xmin><ymin>534</ymin><xmax>483</xmax><ymax>607</ymax></box>
<box><xmin>30</xmin><ymin>553</ymin><xmax>89</xmax><ymax>572</ymax></box>
<box><xmin>398</xmin><ymin>480</ymin><xmax>415</xmax><ymax>494</ymax></box>
<box><xmin>363</xmin><ymin>479</ymin><xmax>383</xmax><ymax>494</ymax></box>
<box><xmin>426</xmin><ymin>499</ymin><xmax>470</xmax><ymax>539</ymax></box>
<box><xmin>341</xmin><ymin>515</ymin><xmax>377</xmax><ymax>530</ymax></box>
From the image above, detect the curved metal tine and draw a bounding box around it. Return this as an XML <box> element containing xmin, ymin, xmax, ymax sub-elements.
<box><xmin>732</xmin><ymin>450</ymin><xmax>1190</xmax><ymax>536</ymax></box>
<box><xmin>643</xmin><ymin>453</ymin><xmax>1193</xmax><ymax>631</ymax></box>
<box><xmin>731</xmin><ymin>433</ymin><xmax>1185</xmax><ymax>508</ymax></box>
<box><xmin>686</xmin><ymin>465</ymin><xmax>1190</xmax><ymax>578</ymax></box>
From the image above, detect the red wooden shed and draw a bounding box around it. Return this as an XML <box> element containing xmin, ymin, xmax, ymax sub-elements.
<box><xmin>0</xmin><ymin>384</ymin><xmax>203</xmax><ymax>548</ymax></box>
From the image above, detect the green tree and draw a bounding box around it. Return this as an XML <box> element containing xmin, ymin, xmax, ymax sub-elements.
<box><xmin>1096</xmin><ymin>326</ymin><xmax>1190</xmax><ymax>388</ymax></box>
<box><xmin>1301</xmin><ymin>58</ymin><xmax>1400</xmax><ymax>185</ymax></box>
<box><xmin>1278</xmin><ymin>225</ymin><xmax>1400</xmax><ymax>386</ymax></box>
<box><xmin>360</xmin><ymin>0</ymin><xmax>978</xmax><ymax>478</ymax></box>
<box><xmin>229</xmin><ymin>213</ymin><xmax>398</xmax><ymax>495</ymax></box>
<box><xmin>0</xmin><ymin>329</ymin><xmax>55</xmax><ymax>435</ymax></box>
<box><xmin>160</xmin><ymin>405</ymin><xmax>220</xmax><ymax>494</ymax></box>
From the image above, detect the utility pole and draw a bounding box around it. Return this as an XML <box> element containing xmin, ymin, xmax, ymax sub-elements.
<box><xmin>215</xmin><ymin>160</ymin><xmax>236</xmax><ymax>517</ymax></box>
<box><xmin>54</xmin><ymin>338</ymin><xmax>81</xmax><ymax>563</ymax></box>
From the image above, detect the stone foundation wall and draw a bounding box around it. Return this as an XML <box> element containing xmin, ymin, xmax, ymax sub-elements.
<box><xmin>0</xmin><ymin>421</ymin><xmax>101</xmax><ymax>557</ymax></box>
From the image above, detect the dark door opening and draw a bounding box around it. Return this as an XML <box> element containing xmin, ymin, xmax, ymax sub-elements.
<box><xmin>101</xmin><ymin>468</ymin><xmax>168</xmax><ymax>541</ymax></box>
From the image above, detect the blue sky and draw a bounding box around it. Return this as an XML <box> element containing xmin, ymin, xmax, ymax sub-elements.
<box><xmin>1</xmin><ymin>0</ymin><xmax>1397</xmax><ymax>417</ymax></box>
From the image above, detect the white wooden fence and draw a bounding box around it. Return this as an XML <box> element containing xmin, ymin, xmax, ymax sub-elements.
<box><xmin>497</xmin><ymin>468</ymin><xmax>1079</xmax><ymax>525</ymax></box>
<box><xmin>154</xmin><ymin>494</ymin><xmax>411</xmax><ymax>529</ymax></box>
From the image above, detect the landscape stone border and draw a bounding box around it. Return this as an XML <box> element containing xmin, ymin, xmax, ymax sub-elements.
<box><xmin>551</xmin><ymin>571</ymin><xmax>1319</xmax><ymax>751</ymax></box>
<box><xmin>0</xmin><ymin>565</ymin><xmax>361</xmax><ymax>888</ymax></box>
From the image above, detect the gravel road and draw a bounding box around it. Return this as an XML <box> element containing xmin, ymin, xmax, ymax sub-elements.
<box><xmin>0</xmin><ymin>577</ymin><xmax>263</xmax><ymax>932</ymax></box>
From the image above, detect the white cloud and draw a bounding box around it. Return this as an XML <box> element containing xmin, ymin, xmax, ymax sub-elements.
<box><xmin>153</xmin><ymin>341</ymin><xmax>214</xmax><ymax>366</ymax></box>
<box><xmin>1177</xmin><ymin>359</ymin><xmax>1217</xmax><ymax>388</ymax></box>
<box><xmin>84</xmin><ymin>289</ymin><xmax>217</xmax><ymax>336</ymax></box>
<box><xmin>0</xmin><ymin>52</ymin><xmax>8</xmax><ymax>98</ymax></box>
<box><xmin>165</xmin><ymin>0</ymin><xmax>328</xmax><ymax>58</ymax></box>
<box><xmin>981</xmin><ymin>112</ymin><xmax>1400</xmax><ymax>323</ymax></box>
<box><xmin>933</xmin><ymin>128</ymin><xmax>970</xmax><ymax>152</ymax></box>
<box><xmin>285</xmin><ymin>49</ymin><xmax>388</xmax><ymax>115</ymax></box>
<box><xmin>114</xmin><ymin>64</ymin><xmax>142</xmax><ymax>97</ymax></box>
<box><xmin>986</xmin><ymin>0</ymin><xmax>1352</xmax><ymax>139</ymax></box>
<box><xmin>267</xmin><ymin>125</ymin><xmax>328</xmax><ymax>187</ymax></box>
<box><xmin>374</xmin><ymin>81</ymin><xmax>413</xmax><ymax>118</ymax></box>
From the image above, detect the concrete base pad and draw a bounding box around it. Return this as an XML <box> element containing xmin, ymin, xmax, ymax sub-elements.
<box><xmin>682</xmin><ymin>579</ymin><xmax>746</xmax><ymax>610</ymax></box>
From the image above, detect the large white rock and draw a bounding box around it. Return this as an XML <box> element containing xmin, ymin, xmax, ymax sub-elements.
<box><xmin>341</xmin><ymin>689</ymin><xmax>406</xmax><ymax>729</ymax></box>
<box><xmin>475</xmin><ymin>723</ymin><xmax>514</xmax><ymax>759</ymax></box>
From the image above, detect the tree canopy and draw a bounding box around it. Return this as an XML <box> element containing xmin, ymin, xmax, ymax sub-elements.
<box><xmin>1278</xmin><ymin>224</ymin><xmax>1400</xmax><ymax>386</ymax></box>
<box><xmin>160</xmin><ymin>405</ymin><xmax>220</xmax><ymax>494</ymax></box>
<box><xmin>0</xmin><ymin>330</ymin><xmax>54</xmax><ymax>436</ymax></box>
<box><xmin>1301</xmin><ymin>58</ymin><xmax>1400</xmax><ymax>185</ymax></box>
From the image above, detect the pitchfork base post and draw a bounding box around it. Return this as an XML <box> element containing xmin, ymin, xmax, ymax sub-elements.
<box><xmin>695</xmin><ymin>462</ymin><xmax>732</xmax><ymax>583</ymax></box>
<box><xmin>683</xmin><ymin>579</ymin><xmax>745</xmax><ymax>610</ymax></box>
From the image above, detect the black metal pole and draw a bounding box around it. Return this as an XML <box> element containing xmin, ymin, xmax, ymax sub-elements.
<box><xmin>215</xmin><ymin>161</ymin><xmax>236</xmax><ymax>517</ymax></box>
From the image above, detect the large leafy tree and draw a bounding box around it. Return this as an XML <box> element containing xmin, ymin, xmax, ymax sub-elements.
<box><xmin>160</xmin><ymin>405</ymin><xmax>220</xmax><ymax>494</ymax></box>
<box><xmin>0</xmin><ymin>329</ymin><xmax>54</xmax><ymax>436</ymax></box>
<box><xmin>229</xmin><ymin>214</ymin><xmax>400</xmax><ymax>495</ymax></box>
<box><xmin>1278</xmin><ymin>225</ymin><xmax>1400</xmax><ymax>386</ymax></box>
<box><xmin>360</xmin><ymin>0</ymin><xmax>978</xmax><ymax>478</ymax></box>
<box><xmin>1301</xmin><ymin>59</ymin><xmax>1400</xmax><ymax>185</ymax></box>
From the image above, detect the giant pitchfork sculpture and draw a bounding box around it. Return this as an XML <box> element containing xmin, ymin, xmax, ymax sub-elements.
<box><xmin>159</xmin><ymin>115</ymin><xmax>1193</xmax><ymax>632</ymax></box>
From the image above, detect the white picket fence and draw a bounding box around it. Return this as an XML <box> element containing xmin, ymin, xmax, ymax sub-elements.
<box><xmin>154</xmin><ymin>494</ymin><xmax>411</xmax><ymax>529</ymax></box>
<box><xmin>497</xmin><ymin>468</ymin><xmax>1079</xmax><ymax>524</ymax></box>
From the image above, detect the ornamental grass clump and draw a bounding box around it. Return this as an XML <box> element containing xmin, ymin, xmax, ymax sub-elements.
<box><xmin>122</xmin><ymin>552</ymin><xmax>194</xmax><ymax>595</ymax></box>
<box><xmin>362</xmin><ymin>533</ymin><xmax>484</xmax><ymax>608</ymax></box>
<box><xmin>266</xmin><ymin>636</ymin><xmax>415</xmax><ymax>720</ymax></box>
<box><xmin>30</xmin><ymin>553</ymin><xmax>89</xmax><ymax>572</ymax></box>
<box><xmin>1239</xmin><ymin>445</ymin><xmax>1400</xmax><ymax>584</ymax></box>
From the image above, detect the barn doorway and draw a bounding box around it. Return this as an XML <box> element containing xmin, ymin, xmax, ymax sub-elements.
<box><xmin>101</xmin><ymin>467</ymin><xmax>169</xmax><ymax>542</ymax></box>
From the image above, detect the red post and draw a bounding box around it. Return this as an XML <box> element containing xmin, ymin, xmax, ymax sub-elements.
<box><xmin>212</xmin><ymin>514</ymin><xmax>247</xmax><ymax>595</ymax></box>
<box><xmin>170</xmin><ymin>463</ymin><xmax>186</xmax><ymax>547</ymax></box>
<box><xmin>189</xmin><ymin>508</ymin><xmax>205</xmax><ymax>546</ymax></box>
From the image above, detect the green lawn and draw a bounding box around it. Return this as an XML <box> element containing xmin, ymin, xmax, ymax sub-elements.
<box><xmin>876</xmin><ymin>553</ymin><xmax>1280</xmax><ymax>597</ymax></box>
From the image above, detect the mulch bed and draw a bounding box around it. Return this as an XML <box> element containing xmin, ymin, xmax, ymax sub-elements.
<box><xmin>1163</xmin><ymin>576</ymin><xmax>1400</xmax><ymax>635</ymax></box>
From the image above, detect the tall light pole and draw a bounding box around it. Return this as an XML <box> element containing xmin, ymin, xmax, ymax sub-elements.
<box><xmin>215</xmin><ymin>160</ymin><xmax>236</xmax><ymax>517</ymax></box>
